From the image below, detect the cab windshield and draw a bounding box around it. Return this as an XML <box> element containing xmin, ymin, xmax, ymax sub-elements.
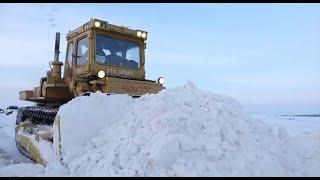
<box><xmin>95</xmin><ymin>35</ymin><xmax>140</xmax><ymax>69</ymax></box>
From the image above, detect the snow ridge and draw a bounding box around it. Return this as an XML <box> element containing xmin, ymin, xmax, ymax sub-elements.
<box><xmin>53</xmin><ymin>82</ymin><xmax>319</xmax><ymax>176</ymax></box>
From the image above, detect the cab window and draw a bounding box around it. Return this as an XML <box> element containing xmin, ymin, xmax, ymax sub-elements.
<box><xmin>95</xmin><ymin>35</ymin><xmax>140</xmax><ymax>69</ymax></box>
<box><xmin>76</xmin><ymin>36</ymin><xmax>89</xmax><ymax>66</ymax></box>
<box><xmin>66</xmin><ymin>42</ymin><xmax>74</xmax><ymax>68</ymax></box>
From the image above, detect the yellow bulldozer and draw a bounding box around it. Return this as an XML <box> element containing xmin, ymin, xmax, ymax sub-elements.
<box><xmin>15</xmin><ymin>18</ymin><xmax>165</xmax><ymax>166</ymax></box>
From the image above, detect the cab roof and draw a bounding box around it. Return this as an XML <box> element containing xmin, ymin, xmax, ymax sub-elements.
<box><xmin>66</xmin><ymin>18</ymin><xmax>148</xmax><ymax>40</ymax></box>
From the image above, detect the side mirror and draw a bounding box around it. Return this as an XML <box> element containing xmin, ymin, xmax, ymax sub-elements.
<box><xmin>0</xmin><ymin>109</ymin><xmax>4</xmax><ymax>114</ymax></box>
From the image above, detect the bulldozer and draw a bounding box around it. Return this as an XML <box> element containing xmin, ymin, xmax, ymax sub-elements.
<box><xmin>15</xmin><ymin>18</ymin><xmax>165</xmax><ymax>166</ymax></box>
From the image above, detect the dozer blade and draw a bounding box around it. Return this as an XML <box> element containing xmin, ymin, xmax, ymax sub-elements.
<box><xmin>15</xmin><ymin>107</ymin><xmax>57</xmax><ymax>166</ymax></box>
<box><xmin>15</xmin><ymin>126</ymin><xmax>47</xmax><ymax>166</ymax></box>
<box><xmin>15</xmin><ymin>121</ymin><xmax>54</xmax><ymax>166</ymax></box>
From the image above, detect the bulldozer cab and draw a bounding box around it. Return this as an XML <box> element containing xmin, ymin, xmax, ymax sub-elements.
<box><xmin>63</xmin><ymin>19</ymin><xmax>147</xmax><ymax>80</ymax></box>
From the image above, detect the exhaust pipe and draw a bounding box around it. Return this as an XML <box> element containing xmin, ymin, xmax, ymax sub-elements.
<box><xmin>51</xmin><ymin>32</ymin><xmax>63</xmax><ymax>80</ymax></box>
<box><xmin>54</xmin><ymin>32</ymin><xmax>60</xmax><ymax>62</ymax></box>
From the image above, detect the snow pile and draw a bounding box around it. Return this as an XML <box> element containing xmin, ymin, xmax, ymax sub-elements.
<box><xmin>50</xmin><ymin>82</ymin><xmax>320</xmax><ymax>176</ymax></box>
<box><xmin>0</xmin><ymin>82</ymin><xmax>319</xmax><ymax>176</ymax></box>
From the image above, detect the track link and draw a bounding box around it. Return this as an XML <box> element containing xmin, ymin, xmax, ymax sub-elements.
<box><xmin>16</xmin><ymin>106</ymin><xmax>58</xmax><ymax>125</ymax></box>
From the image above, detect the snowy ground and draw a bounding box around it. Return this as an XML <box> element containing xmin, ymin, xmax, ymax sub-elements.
<box><xmin>251</xmin><ymin>113</ymin><xmax>320</xmax><ymax>137</ymax></box>
<box><xmin>0</xmin><ymin>82</ymin><xmax>319</xmax><ymax>176</ymax></box>
<box><xmin>0</xmin><ymin>112</ymin><xmax>32</xmax><ymax>165</ymax></box>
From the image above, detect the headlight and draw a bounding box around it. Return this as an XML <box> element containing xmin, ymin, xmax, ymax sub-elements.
<box><xmin>157</xmin><ymin>77</ymin><xmax>165</xmax><ymax>85</ymax></box>
<box><xmin>137</xmin><ymin>31</ymin><xmax>142</xmax><ymax>37</ymax></box>
<box><xmin>94</xmin><ymin>21</ymin><xmax>101</xmax><ymax>28</ymax></box>
<box><xmin>141</xmin><ymin>32</ymin><xmax>147</xmax><ymax>38</ymax></box>
<box><xmin>97</xmin><ymin>70</ymin><xmax>105</xmax><ymax>78</ymax></box>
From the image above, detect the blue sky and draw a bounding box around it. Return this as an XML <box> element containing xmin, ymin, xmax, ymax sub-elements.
<box><xmin>0</xmin><ymin>3</ymin><xmax>319</xmax><ymax>114</ymax></box>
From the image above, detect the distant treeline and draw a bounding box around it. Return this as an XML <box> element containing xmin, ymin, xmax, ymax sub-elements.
<box><xmin>281</xmin><ymin>114</ymin><xmax>320</xmax><ymax>117</ymax></box>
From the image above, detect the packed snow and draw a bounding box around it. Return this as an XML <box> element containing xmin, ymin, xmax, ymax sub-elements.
<box><xmin>0</xmin><ymin>82</ymin><xmax>319</xmax><ymax>176</ymax></box>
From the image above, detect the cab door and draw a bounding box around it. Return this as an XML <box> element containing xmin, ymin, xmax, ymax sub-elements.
<box><xmin>63</xmin><ymin>41</ymin><xmax>75</xmax><ymax>78</ymax></box>
<box><xmin>73</xmin><ymin>33</ymin><xmax>91</xmax><ymax>76</ymax></box>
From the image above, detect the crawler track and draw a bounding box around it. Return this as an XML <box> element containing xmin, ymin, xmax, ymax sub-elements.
<box><xmin>16</xmin><ymin>106</ymin><xmax>58</xmax><ymax>125</ymax></box>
